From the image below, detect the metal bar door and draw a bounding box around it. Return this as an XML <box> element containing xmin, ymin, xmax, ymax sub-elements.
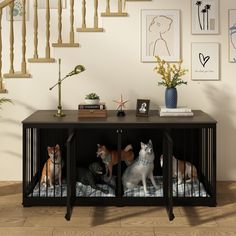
<box><xmin>163</xmin><ymin>129</ymin><xmax>175</xmax><ymax>221</ymax></box>
<box><xmin>65</xmin><ymin>129</ymin><xmax>76</xmax><ymax>220</ymax></box>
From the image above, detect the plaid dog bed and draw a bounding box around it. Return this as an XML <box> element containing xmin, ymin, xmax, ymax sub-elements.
<box><xmin>30</xmin><ymin>177</ymin><xmax>208</xmax><ymax>198</ymax></box>
<box><xmin>123</xmin><ymin>176</ymin><xmax>209</xmax><ymax>197</ymax></box>
<box><xmin>30</xmin><ymin>182</ymin><xmax>115</xmax><ymax>197</ymax></box>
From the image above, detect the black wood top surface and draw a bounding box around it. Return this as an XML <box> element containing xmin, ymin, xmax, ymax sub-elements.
<box><xmin>22</xmin><ymin>110</ymin><xmax>216</xmax><ymax>128</ymax></box>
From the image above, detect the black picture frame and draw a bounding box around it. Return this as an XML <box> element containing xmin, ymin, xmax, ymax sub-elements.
<box><xmin>136</xmin><ymin>99</ymin><xmax>150</xmax><ymax>117</ymax></box>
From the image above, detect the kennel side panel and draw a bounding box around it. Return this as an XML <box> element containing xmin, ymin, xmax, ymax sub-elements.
<box><xmin>23</xmin><ymin>127</ymin><xmax>39</xmax><ymax>205</ymax></box>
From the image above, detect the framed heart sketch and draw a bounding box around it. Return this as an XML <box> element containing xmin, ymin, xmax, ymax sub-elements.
<box><xmin>229</xmin><ymin>9</ymin><xmax>236</xmax><ymax>63</ymax></box>
<box><xmin>141</xmin><ymin>9</ymin><xmax>180</xmax><ymax>62</ymax></box>
<box><xmin>191</xmin><ymin>42</ymin><xmax>220</xmax><ymax>81</ymax></box>
<box><xmin>191</xmin><ymin>0</ymin><xmax>219</xmax><ymax>34</ymax></box>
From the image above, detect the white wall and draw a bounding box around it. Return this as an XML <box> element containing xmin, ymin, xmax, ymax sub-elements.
<box><xmin>0</xmin><ymin>0</ymin><xmax>236</xmax><ymax>181</ymax></box>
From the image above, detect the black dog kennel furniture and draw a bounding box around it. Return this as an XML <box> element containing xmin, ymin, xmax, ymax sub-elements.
<box><xmin>22</xmin><ymin>110</ymin><xmax>217</xmax><ymax>221</ymax></box>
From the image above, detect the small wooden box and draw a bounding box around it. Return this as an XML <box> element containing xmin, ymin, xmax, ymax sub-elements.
<box><xmin>78</xmin><ymin>109</ymin><xmax>107</xmax><ymax>118</ymax></box>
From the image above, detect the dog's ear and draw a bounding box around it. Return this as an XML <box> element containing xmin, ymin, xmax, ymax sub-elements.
<box><xmin>148</xmin><ymin>140</ymin><xmax>152</xmax><ymax>145</ymax></box>
<box><xmin>97</xmin><ymin>144</ymin><xmax>101</xmax><ymax>147</ymax></box>
<box><xmin>140</xmin><ymin>142</ymin><xmax>145</xmax><ymax>149</ymax></box>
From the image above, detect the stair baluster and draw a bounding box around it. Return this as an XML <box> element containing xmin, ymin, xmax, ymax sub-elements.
<box><xmin>69</xmin><ymin>0</ymin><xmax>78</xmax><ymax>45</ymax></box>
<box><xmin>6</xmin><ymin>2</ymin><xmax>14</xmax><ymax>75</ymax></box>
<box><xmin>101</xmin><ymin>0</ymin><xmax>128</xmax><ymax>17</ymax></box>
<box><xmin>45</xmin><ymin>0</ymin><xmax>54</xmax><ymax>61</ymax></box>
<box><xmin>0</xmin><ymin>8</ymin><xmax>7</xmax><ymax>93</ymax></box>
<box><xmin>4</xmin><ymin>0</ymin><xmax>30</xmax><ymax>78</ymax></box>
<box><xmin>29</xmin><ymin>0</ymin><xmax>55</xmax><ymax>62</ymax></box>
<box><xmin>28</xmin><ymin>0</ymin><xmax>39</xmax><ymax>62</ymax></box>
<box><xmin>52</xmin><ymin>0</ymin><xmax>79</xmax><ymax>48</ymax></box>
<box><xmin>77</xmin><ymin>0</ymin><xmax>103</xmax><ymax>32</ymax></box>
<box><xmin>21</xmin><ymin>0</ymin><xmax>30</xmax><ymax>76</ymax></box>
<box><xmin>106</xmin><ymin>0</ymin><xmax>110</xmax><ymax>14</ymax></box>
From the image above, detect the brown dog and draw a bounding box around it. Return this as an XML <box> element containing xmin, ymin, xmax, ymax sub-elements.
<box><xmin>40</xmin><ymin>144</ymin><xmax>62</xmax><ymax>187</ymax></box>
<box><xmin>97</xmin><ymin>144</ymin><xmax>134</xmax><ymax>179</ymax></box>
<box><xmin>160</xmin><ymin>154</ymin><xmax>198</xmax><ymax>184</ymax></box>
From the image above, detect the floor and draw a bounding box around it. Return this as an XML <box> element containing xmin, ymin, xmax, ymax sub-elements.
<box><xmin>0</xmin><ymin>182</ymin><xmax>236</xmax><ymax>236</ymax></box>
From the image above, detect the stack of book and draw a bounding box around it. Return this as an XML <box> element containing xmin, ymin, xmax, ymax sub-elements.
<box><xmin>78</xmin><ymin>102</ymin><xmax>107</xmax><ymax>118</ymax></box>
<box><xmin>159</xmin><ymin>106</ymin><xmax>193</xmax><ymax>117</ymax></box>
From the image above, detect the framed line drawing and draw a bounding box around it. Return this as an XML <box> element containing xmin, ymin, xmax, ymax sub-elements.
<box><xmin>6</xmin><ymin>0</ymin><xmax>29</xmax><ymax>21</ymax></box>
<box><xmin>136</xmin><ymin>99</ymin><xmax>150</xmax><ymax>117</ymax></box>
<box><xmin>191</xmin><ymin>0</ymin><xmax>219</xmax><ymax>34</ymax></box>
<box><xmin>38</xmin><ymin>0</ymin><xmax>67</xmax><ymax>9</ymax></box>
<box><xmin>229</xmin><ymin>10</ymin><xmax>236</xmax><ymax>63</ymax></box>
<box><xmin>191</xmin><ymin>42</ymin><xmax>220</xmax><ymax>81</ymax></box>
<box><xmin>141</xmin><ymin>9</ymin><xmax>180</xmax><ymax>62</ymax></box>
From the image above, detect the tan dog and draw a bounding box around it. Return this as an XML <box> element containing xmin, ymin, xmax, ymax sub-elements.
<box><xmin>97</xmin><ymin>144</ymin><xmax>134</xmax><ymax>179</ymax></box>
<box><xmin>160</xmin><ymin>154</ymin><xmax>198</xmax><ymax>184</ymax></box>
<box><xmin>40</xmin><ymin>144</ymin><xmax>62</xmax><ymax>187</ymax></box>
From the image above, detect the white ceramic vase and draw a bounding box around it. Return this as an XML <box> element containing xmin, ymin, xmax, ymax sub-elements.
<box><xmin>84</xmin><ymin>99</ymin><xmax>100</xmax><ymax>105</ymax></box>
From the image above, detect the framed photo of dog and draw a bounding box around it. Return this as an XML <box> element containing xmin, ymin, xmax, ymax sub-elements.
<box><xmin>136</xmin><ymin>99</ymin><xmax>150</xmax><ymax>117</ymax></box>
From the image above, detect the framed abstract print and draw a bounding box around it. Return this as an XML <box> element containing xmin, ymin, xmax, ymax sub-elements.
<box><xmin>229</xmin><ymin>9</ymin><xmax>236</xmax><ymax>63</ymax></box>
<box><xmin>191</xmin><ymin>0</ymin><xmax>219</xmax><ymax>34</ymax></box>
<box><xmin>141</xmin><ymin>9</ymin><xmax>180</xmax><ymax>62</ymax></box>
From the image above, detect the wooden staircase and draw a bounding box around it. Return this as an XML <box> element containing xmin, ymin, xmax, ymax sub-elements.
<box><xmin>0</xmin><ymin>0</ymin><xmax>151</xmax><ymax>93</ymax></box>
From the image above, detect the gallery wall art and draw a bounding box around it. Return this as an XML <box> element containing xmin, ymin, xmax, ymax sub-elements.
<box><xmin>141</xmin><ymin>9</ymin><xmax>180</xmax><ymax>62</ymax></box>
<box><xmin>191</xmin><ymin>0</ymin><xmax>219</xmax><ymax>34</ymax></box>
<box><xmin>229</xmin><ymin>9</ymin><xmax>236</xmax><ymax>63</ymax></box>
<box><xmin>6</xmin><ymin>0</ymin><xmax>29</xmax><ymax>21</ymax></box>
<box><xmin>191</xmin><ymin>42</ymin><xmax>220</xmax><ymax>80</ymax></box>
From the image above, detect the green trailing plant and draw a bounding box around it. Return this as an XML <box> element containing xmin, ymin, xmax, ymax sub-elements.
<box><xmin>85</xmin><ymin>93</ymin><xmax>100</xmax><ymax>100</ymax></box>
<box><xmin>0</xmin><ymin>98</ymin><xmax>12</xmax><ymax>109</ymax></box>
<box><xmin>154</xmin><ymin>56</ymin><xmax>188</xmax><ymax>88</ymax></box>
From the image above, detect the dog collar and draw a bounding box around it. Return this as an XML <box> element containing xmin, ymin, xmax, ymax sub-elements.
<box><xmin>137</xmin><ymin>159</ymin><xmax>153</xmax><ymax>166</ymax></box>
<box><xmin>50</xmin><ymin>158</ymin><xmax>62</xmax><ymax>165</ymax></box>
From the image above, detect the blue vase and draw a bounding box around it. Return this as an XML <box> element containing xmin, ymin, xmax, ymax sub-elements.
<box><xmin>165</xmin><ymin>88</ymin><xmax>177</xmax><ymax>108</ymax></box>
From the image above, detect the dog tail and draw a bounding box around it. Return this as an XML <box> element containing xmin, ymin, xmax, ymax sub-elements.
<box><xmin>124</xmin><ymin>144</ymin><xmax>133</xmax><ymax>152</ymax></box>
<box><xmin>191</xmin><ymin>166</ymin><xmax>198</xmax><ymax>182</ymax></box>
<box><xmin>160</xmin><ymin>154</ymin><xmax>164</xmax><ymax>167</ymax></box>
<box><xmin>186</xmin><ymin>164</ymin><xmax>198</xmax><ymax>183</ymax></box>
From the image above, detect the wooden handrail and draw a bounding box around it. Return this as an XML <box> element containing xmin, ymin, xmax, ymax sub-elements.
<box><xmin>0</xmin><ymin>0</ymin><xmax>14</xmax><ymax>9</ymax></box>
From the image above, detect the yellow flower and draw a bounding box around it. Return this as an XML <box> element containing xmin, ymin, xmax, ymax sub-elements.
<box><xmin>154</xmin><ymin>56</ymin><xmax>188</xmax><ymax>88</ymax></box>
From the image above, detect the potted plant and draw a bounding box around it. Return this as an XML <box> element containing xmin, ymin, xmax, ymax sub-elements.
<box><xmin>85</xmin><ymin>93</ymin><xmax>100</xmax><ymax>105</ymax></box>
<box><xmin>154</xmin><ymin>56</ymin><xmax>188</xmax><ymax>108</ymax></box>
